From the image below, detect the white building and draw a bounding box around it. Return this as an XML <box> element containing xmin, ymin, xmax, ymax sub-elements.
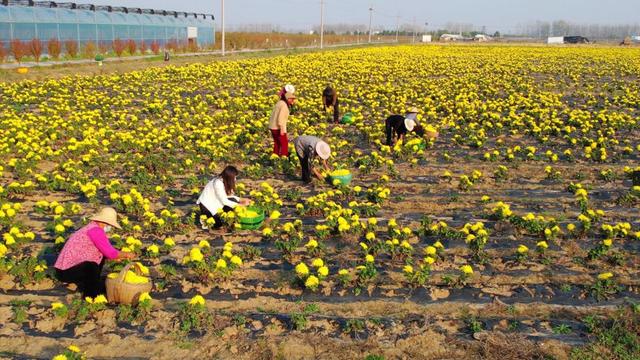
<box><xmin>474</xmin><ymin>34</ymin><xmax>492</xmax><ymax>42</ymax></box>
<box><xmin>546</xmin><ymin>36</ymin><xmax>565</xmax><ymax>44</ymax></box>
<box><xmin>440</xmin><ymin>34</ymin><xmax>464</xmax><ymax>41</ymax></box>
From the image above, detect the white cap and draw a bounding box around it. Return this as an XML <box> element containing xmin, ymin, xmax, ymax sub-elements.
<box><xmin>285</xmin><ymin>84</ymin><xmax>295</xmax><ymax>94</ymax></box>
<box><xmin>315</xmin><ymin>141</ymin><xmax>331</xmax><ymax>160</ymax></box>
<box><xmin>404</xmin><ymin>118</ymin><xmax>416</xmax><ymax>132</ymax></box>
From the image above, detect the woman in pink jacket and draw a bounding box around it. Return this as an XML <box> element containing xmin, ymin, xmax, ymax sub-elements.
<box><xmin>54</xmin><ymin>207</ymin><xmax>135</xmax><ymax>297</ymax></box>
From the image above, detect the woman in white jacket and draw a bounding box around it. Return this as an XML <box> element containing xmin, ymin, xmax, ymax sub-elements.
<box><xmin>197</xmin><ymin>165</ymin><xmax>250</xmax><ymax>229</ymax></box>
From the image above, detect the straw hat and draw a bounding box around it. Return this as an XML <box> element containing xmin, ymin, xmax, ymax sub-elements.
<box><xmin>90</xmin><ymin>207</ymin><xmax>122</xmax><ymax>229</ymax></box>
<box><xmin>315</xmin><ymin>141</ymin><xmax>331</xmax><ymax>160</ymax></box>
<box><xmin>404</xmin><ymin>118</ymin><xmax>417</xmax><ymax>132</ymax></box>
<box><xmin>407</xmin><ymin>106</ymin><xmax>420</xmax><ymax>114</ymax></box>
<box><xmin>285</xmin><ymin>91</ymin><xmax>296</xmax><ymax>100</ymax></box>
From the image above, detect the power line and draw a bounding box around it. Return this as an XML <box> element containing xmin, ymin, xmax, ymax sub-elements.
<box><xmin>413</xmin><ymin>17</ymin><xmax>418</xmax><ymax>43</ymax></box>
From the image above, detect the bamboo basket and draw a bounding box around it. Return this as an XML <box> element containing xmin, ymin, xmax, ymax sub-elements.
<box><xmin>105</xmin><ymin>263</ymin><xmax>152</xmax><ymax>305</ymax></box>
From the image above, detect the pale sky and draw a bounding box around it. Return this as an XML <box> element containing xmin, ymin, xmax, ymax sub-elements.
<box><xmin>82</xmin><ymin>0</ymin><xmax>640</xmax><ymax>33</ymax></box>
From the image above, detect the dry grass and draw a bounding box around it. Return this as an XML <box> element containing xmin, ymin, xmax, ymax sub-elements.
<box><xmin>215</xmin><ymin>32</ymin><xmax>406</xmax><ymax>51</ymax></box>
<box><xmin>471</xmin><ymin>332</ymin><xmax>562</xmax><ymax>360</ymax></box>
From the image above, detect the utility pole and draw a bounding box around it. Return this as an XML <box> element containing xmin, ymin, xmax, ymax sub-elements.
<box><xmin>395</xmin><ymin>15</ymin><xmax>400</xmax><ymax>43</ymax></box>
<box><xmin>221</xmin><ymin>0</ymin><xmax>225</xmax><ymax>56</ymax></box>
<box><xmin>368</xmin><ymin>5</ymin><xmax>373</xmax><ymax>43</ymax></box>
<box><xmin>320</xmin><ymin>0</ymin><xmax>324</xmax><ymax>49</ymax></box>
<box><xmin>424</xmin><ymin>21</ymin><xmax>428</xmax><ymax>42</ymax></box>
<box><xmin>412</xmin><ymin>17</ymin><xmax>416</xmax><ymax>43</ymax></box>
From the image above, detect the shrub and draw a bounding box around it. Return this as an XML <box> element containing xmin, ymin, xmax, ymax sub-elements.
<box><xmin>113</xmin><ymin>38</ymin><xmax>126</xmax><ymax>57</ymax></box>
<box><xmin>29</xmin><ymin>38</ymin><xmax>43</xmax><ymax>62</ymax></box>
<box><xmin>0</xmin><ymin>43</ymin><xmax>6</xmax><ymax>63</ymax></box>
<box><xmin>47</xmin><ymin>38</ymin><xmax>61</xmax><ymax>59</ymax></box>
<box><xmin>98</xmin><ymin>42</ymin><xmax>109</xmax><ymax>55</ymax></box>
<box><xmin>188</xmin><ymin>40</ymin><xmax>198</xmax><ymax>53</ymax></box>
<box><xmin>10</xmin><ymin>39</ymin><xmax>27</xmax><ymax>63</ymax></box>
<box><xmin>64</xmin><ymin>40</ymin><xmax>78</xmax><ymax>58</ymax></box>
<box><xmin>150</xmin><ymin>41</ymin><xmax>160</xmax><ymax>55</ymax></box>
<box><xmin>127</xmin><ymin>39</ymin><xmax>137</xmax><ymax>55</ymax></box>
<box><xmin>83</xmin><ymin>41</ymin><xmax>97</xmax><ymax>59</ymax></box>
<box><xmin>166</xmin><ymin>39</ymin><xmax>178</xmax><ymax>53</ymax></box>
<box><xmin>139</xmin><ymin>40</ymin><xmax>147</xmax><ymax>54</ymax></box>
<box><xmin>179</xmin><ymin>40</ymin><xmax>189</xmax><ymax>53</ymax></box>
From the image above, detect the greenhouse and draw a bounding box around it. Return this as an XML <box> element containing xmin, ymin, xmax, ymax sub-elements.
<box><xmin>0</xmin><ymin>0</ymin><xmax>215</xmax><ymax>52</ymax></box>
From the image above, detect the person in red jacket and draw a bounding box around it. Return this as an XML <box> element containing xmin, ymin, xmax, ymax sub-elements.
<box><xmin>269</xmin><ymin>91</ymin><xmax>296</xmax><ymax>157</ymax></box>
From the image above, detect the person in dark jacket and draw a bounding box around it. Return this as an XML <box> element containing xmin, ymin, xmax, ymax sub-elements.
<box><xmin>322</xmin><ymin>86</ymin><xmax>340</xmax><ymax>123</ymax></box>
<box><xmin>385</xmin><ymin>107</ymin><xmax>424</xmax><ymax>146</ymax></box>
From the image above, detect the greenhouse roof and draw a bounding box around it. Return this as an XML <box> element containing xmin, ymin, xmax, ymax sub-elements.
<box><xmin>1</xmin><ymin>0</ymin><xmax>215</xmax><ymax>21</ymax></box>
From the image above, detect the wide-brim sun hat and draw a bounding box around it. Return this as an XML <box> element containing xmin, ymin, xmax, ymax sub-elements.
<box><xmin>315</xmin><ymin>141</ymin><xmax>331</xmax><ymax>160</ymax></box>
<box><xmin>90</xmin><ymin>207</ymin><xmax>122</xmax><ymax>229</ymax></box>
<box><xmin>407</xmin><ymin>106</ymin><xmax>420</xmax><ymax>114</ymax></box>
<box><xmin>285</xmin><ymin>91</ymin><xmax>296</xmax><ymax>100</ymax></box>
<box><xmin>404</xmin><ymin>118</ymin><xmax>417</xmax><ymax>132</ymax></box>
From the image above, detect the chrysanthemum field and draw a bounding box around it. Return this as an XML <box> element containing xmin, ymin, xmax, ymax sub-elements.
<box><xmin>0</xmin><ymin>45</ymin><xmax>639</xmax><ymax>359</ymax></box>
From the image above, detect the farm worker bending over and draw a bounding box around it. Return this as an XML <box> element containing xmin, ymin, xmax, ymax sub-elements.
<box><xmin>197</xmin><ymin>165</ymin><xmax>251</xmax><ymax>229</ymax></box>
<box><xmin>384</xmin><ymin>107</ymin><xmax>425</xmax><ymax>146</ymax></box>
<box><xmin>269</xmin><ymin>91</ymin><xmax>296</xmax><ymax>157</ymax></box>
<box><xmin>322</xmin><ymin>86</ymin><xmax>341</xmax><ymax>123</ymax></box>
<box><xmin>293</xmin><ymin>135</ymin><xmax>332</xmax><ymax>183</ymax></box>
<box><xmin>54</xmin><ymin>207</ymin><xmax>135</xmax><ymax>297</ymax></box>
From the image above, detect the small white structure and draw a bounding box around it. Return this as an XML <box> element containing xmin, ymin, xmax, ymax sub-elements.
<box><xmin>474</xmin><ymin>34</ymin><xmax>492</xmax><ymax>42</ymax></box>
<box><xmin>632</xmin><ymin>36</ymin><xmax>640</xmax><ymax>43</ymax></box>
<box><xmin>422</xmin><ymin>35</ymin><xmax>432</xmax><ymax>43</ymax></box>
<box><xmin>440</xmin><ymin>34</ymin><xmax>464</xmax><ymax>41</ymax></box>
<box><xmin>547</xmin><ymin>36</ymin><xmax>564</xmax><ymax>44</ymax></box>
<box><xmin>187</xmin><ymin>27</ymin><xmax>198</xmax><ymax>39</ymax></box>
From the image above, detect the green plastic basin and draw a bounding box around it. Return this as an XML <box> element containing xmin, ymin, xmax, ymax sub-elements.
<box><xmin>329</xmin><ymin>173</ymin><xmax>353</xmax><ymax>186</ymax></box>
<box><xmin>238</xmin><ymin>206</ymin><xmax>265</xmax><ymax>230</ymax></box>
<box><xmin>341</xmin><ymin>113</ymin><xmax>354</xmax><ymax>124</ymax></box>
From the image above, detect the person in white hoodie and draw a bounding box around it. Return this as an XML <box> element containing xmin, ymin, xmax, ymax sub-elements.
<box><xmin>197</xmin><ymin>165</ymin><xmax>250</xmax><ymax>229</ymax></box>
